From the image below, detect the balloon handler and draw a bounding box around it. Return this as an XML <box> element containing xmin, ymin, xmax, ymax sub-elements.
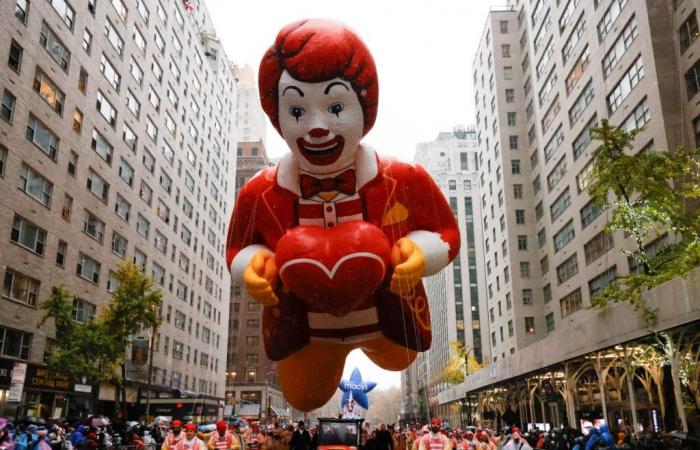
<box><xmin>226</xmin><ymin>19</ymin><xmax>460</xmax><ymax>411</ymax></box>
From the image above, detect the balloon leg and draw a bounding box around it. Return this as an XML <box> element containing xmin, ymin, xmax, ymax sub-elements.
<box><xmin>361</xmin><ymin>336</ymin><xmax>417</xmax><ymax>371</ymax></box>
<box><xmin>279</xmin><ymin>341</ymin><xmax>351</xmax><ymax>411</ymax></box>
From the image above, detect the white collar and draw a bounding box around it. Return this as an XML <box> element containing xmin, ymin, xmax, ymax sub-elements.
<box><xmin>276</xmin><ymin>144</ymin><xmax>379</xmax><ymax>196</ymax></box>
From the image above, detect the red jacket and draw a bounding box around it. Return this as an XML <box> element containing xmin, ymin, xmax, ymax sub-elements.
<box><xmin>226</xmin><ymin>146</ymin><xmax>460</xmax><ymax>360</ymax></box>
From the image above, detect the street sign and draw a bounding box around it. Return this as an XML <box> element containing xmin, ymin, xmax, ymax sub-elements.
<box><xmin>8</xmin><ymin>362</ymin><xmax>27</xmax><ymax>403</ymax></box>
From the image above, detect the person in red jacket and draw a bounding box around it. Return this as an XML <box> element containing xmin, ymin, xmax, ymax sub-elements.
<box><xmin>226</xmin><ymin>18</ymin><xmax>460</xmax><ymax>412</ymax></box>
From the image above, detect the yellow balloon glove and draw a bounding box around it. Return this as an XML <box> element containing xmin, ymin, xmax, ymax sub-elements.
<box><xmin>389</xmin><ymin>238</ymin><xmax>426</xmax><ymax>297</ymax></box>
<box><xmin>243</xmin><ymin>251</ymin><xmax>279</xmax><ymax>306</ymax></box>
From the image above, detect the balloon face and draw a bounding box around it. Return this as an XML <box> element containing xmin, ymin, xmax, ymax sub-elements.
<box><xmin>277</xmin><ymin>71</ymin><xmax>364</xmax><ymax>173</ymax></box>
<box><xmin>275</xmin><ymin>221</ymin><xmax>391</xmax><ymax>317</ymax></box>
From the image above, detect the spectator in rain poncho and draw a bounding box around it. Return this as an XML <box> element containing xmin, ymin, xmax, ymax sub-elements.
<box><xmin>0</xmin><ymin>419</ymin><xmax>14</xmax><ymax>450</ymax></box>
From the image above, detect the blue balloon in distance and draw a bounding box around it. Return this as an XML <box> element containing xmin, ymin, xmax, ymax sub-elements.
<box><xmin>338</xmin><ymin>367</ymin><xmax>377</xmax><ymax>410</ymax></box>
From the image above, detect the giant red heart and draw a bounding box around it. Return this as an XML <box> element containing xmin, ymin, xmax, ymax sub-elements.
<box><xmin>275</xmin><ymin>221</ymin><xmax>392</xmax><ymax>317</ymax></box>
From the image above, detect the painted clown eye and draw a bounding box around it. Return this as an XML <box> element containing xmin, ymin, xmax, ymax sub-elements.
<box><xmin>289</xmin><ymin>106</ymin><xmax>305</xmax><ymax>121</ymax></box>
<box><xmin>328</xmin><ymin>102</ymin><xmax>344</xmax><ymax>116</ymax></box>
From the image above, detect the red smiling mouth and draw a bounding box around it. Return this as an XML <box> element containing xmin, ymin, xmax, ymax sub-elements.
<box><xmin>296</xmin><ymin>136</ymin><xmax>345</xmax><ymax>166</ymax></box>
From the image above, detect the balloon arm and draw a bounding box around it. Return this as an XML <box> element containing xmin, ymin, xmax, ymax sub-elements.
<box><xmin>230</xmin><ymin>244</ymin><xmax>273</xmax><ymax>283</ymax></box>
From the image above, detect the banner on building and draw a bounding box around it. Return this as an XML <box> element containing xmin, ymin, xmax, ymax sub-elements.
<box><xmin>8</xmin><ymin>362</ymin><xmax>27</xmax><ymax>403</ymax></box>
<box><xmin>132</xmin><ymin>337</ymin><xmax>149</xmax><ymax>368</ymax></box>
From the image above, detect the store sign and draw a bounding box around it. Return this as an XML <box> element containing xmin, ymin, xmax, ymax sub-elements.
<box><xmin>25</xmin><ymin>366</ymin><xmax>70</xmax><ymax>391</ymax></box>
<box><xmin>74</xmin><ymin>384</ymin><xmax>93</xmax><ymax>393</ymax></box>
<box><xmin>8</xmin><ymin>362</ymin><xmax>27</xmax><ymax>403</ymax></box>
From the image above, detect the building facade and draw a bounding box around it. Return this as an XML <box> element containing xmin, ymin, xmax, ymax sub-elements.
<box><xmin>436</xmin><ymin>0</ymin><xmax>700</xmax><ymax>430</ymax></box>
<box><xmin>233</xmin><ymin>64</ymin><xmax>266</xmax><ymax>145</ymax></box>
<box><xmin>0</xmin><ymin>0</ymin><xmax>237</xmax><ymax>419</ymax></box>
<box><xmin>225</xmin><ymin>138</ymin><xmax>289</xmax><ymax>422</ymax></box>
<box><xmin>401</xmin><ymin>128</ymin><xmax>489</xmax><ymax>425</ymax></box>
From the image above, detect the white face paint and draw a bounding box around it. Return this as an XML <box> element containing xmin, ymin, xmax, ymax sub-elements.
<box><xmin>278</xmin><ymin>71</ymin><xmax>364</xmax><ymax>174</ymax></box>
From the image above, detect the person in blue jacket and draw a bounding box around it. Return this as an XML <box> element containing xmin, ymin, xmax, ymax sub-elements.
<box><xmin>69</xmin><ymin>427</ymin><xmax>85</xmax><ymax>449</ymax></box>
<box><xmin>584</xmin><ymin>426</ymin><xmax>600</xmax><ymax>450</ymax></box>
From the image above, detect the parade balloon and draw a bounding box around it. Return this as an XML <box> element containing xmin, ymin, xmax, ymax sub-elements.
<box><xmin>226</xmin><ymin>18</ymin><xmax>460</xmax><ymax>412</ymax></box>
<box><xmin>339</xmin><ymin>367</ymin><xmax>377</xmax><ymax>411</ymax></box>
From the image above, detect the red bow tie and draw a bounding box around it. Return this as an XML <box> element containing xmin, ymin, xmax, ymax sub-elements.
<box><xmin>299</xmin><ymin>169</ymin><xmax>356</xmax><ymax>199</ymax></box>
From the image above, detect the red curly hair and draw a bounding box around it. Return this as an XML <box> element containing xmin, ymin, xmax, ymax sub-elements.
<box><xmin>258</xmin><ymin>19</ymin><xmax>379</xmax><ymax>137</ymax></box>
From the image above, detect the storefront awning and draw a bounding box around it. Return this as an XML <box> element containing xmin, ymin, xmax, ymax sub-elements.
<box><xmin>270</xmin><ymin>406</ymin><xmax>289</xmax><ymax>417</ymax></box>
<box><xmin>237</xmin><ymin>403</ymin><xmax>260</xmax><ymax>418</ymax></box>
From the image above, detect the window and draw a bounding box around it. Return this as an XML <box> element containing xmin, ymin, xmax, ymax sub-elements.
<box><xmin>0</xmin><ymin>145</ymin><xmax>6</xmax><ymax>177</ymax></box>
<box><xmin>507</xmin><ymin>112</ymin><xmax>517</xmax><ymax>126</ymax></box>
<box><xmin>112</xmin><ymin>0</ymin><xmax>128</xmax><ymax>22</ymax></box>
<box><xmin>142</xmin><ymin>149</ymin><xmax>155</xmax><ymax>173</ymax></box>
<box><xmin>96</xmin><ymin>91</ymin><xmax>117</xmax><ymax>127</ymax></box>
<box><xmin>47</xmin><ymin>0</ymin><xmax>75</xmax><ymax>29</ymax></box>
<box><xmin>550</xmin><ymin>188</ymin><xmax>571</xmax><ymax>222</ymax></box>
<box><xmin>553</xmin><ymin>220</ymin><xmax>575</xmax><ymax>252</ymax></box>
<box><xmin>505</xmin><ymin>89</ymin><xmax>515</xmax><ymax>104</ymax></box>
<box><xmin>8</xmin><ymin>39</ymin><xmax>23</xmax><ymax>72</ymax></box>
<box><xmin>116</xmin><ymin>159</ymin><xmax>134</xmax><ymax>187</ymax></box>
<box><xmin>543</xmin><ymin>125</ymin><xmax>565</xmax><ymax>163</ymax></box>
<box><xmin>598</xmin><ymin>0</ymin><xmax>629</xmax><ymax>41</ymax></box>
<box><xmin>522</xmin><ymin>288</ymin><xmax>533</xmax><ymax>305</ymax></box>
<box><xmin>83</xmin><ymin>210</ymin><xmax>105</xmax><ymax>242</ymax></box>
<box><xmin>589</xmin><ymin>266</ymin><xmax>617</xmax><ymax>298</ymax></box>
<box><xmin>136</xmin><ymin>214</ymin><xmax>150</xmax><ymax>238</ymax></box>
<box><xmin>133</xmin><ymin>26</ymin><xmax>146</xmax><ymax>53</ymax></box>
<box><xmin>1</xmin><ymin>90</ymin><xmax>16</xmax><ymax>123</ymax></box>
<box><xmin>160</xmin><ymin>170</ymin><xmax>172</xmax><ymax>193</ymax></box>
<box><xmin>173</xmin><ymin>341</ymin><xmax>184</xmax><ymax>360</ymax></box>
<box><xmin>516</xmin><ymin>210</ymin><xmax>525</xmax><ymax>225</ymax></box>
<box><xmin>61</xmin><ymin>194</ymin><xmax>72</xmax><ymax>221</ymax></box>
<box><xmin>545</xmin><ymin>313</ymin><xmax>555</xmax><ymax>332</ymax></box>
<box><xmin>513</xmin><ymin>184</ymin><xmax>523</xmax><ymax>199</ymax></box>
<box><xmin>112</xmin><ymin>231</ymin><xmax>127</xmax><ymax>258</ymax></box>
<box><xmin>509</xmin><ymin>135</ymin><xmax>519</xmax><ymax>150</ymax></box>
<box><xmin>536</xmin><ymin>39</ymin><xmax>554</xmax><ymax>79</ymax></box>
<box><xmin>517</xmin><ymin>235</ymin><xmax>528</xmax><ymax>250</ymax></box>
<box><xmin>556</xmin><ymin>254</ymin><xmax>579</xmax><ymax>284</ymax></box>
<box><xmin>15</xmin><ymin>0</ymin><xmax>29</xmax><ymax>23</ymax></box>
<box><xmin>525</xmin><ymin>317</ymin><xmax>535</xmax><ymax>334</ymax></box>
<box><xmin>499</xmin><ymin>20</ymin><xmax>509</xmax><ymax>33</ymax></box>
<box><xmin>33</xmin><ymin>67</ymin><xmax>65</xmax><ymax>114</ymax></box>
<box><xmin>535</xmin><ymin>201</ymin><xmax>544</xmax><ymax>220</ymax></box>
<box><xmin>448</xmin><ymin>180</ymin><xmax>456</xmax><ymax>191</ymax></box>
<box><xmin>580</xmin><ymin>199</ymin><xmax>603</xmax><ymax>228</ymax></box>
<box><xmin>501</xmin><ymin>44</ymin><xmax>511</xmax><ymax>58</ymax></box>
<box><xmin>584</xmin><ymin>231</ymin><xmax>614</xmax><ymax>265</ymax></box>
<box><xmin>73</xmin><ymin>109</ymin><xmax>83</xmax><ymax>134</ymax></box>
<box><xmin>87</xmin><ymin>169</ymin><xmax>109</xmax><ymax>202</ymax></box>
<box><xmin>154</xmin><ymin>30</ymin><xmax>166</xmax><ymax>53</ymax></box>
<box><xmin>520</xmin><ymin>262</ymin><xmax>531</xmax><ymax>279</ymax></box>
<box><xmin>139</xmin><ymin>181</ymin><xmax>153</xmax><ymax>205</ymax></box>
<box><xmin>560</xmin><ymin>288</ymin><xmax>583</xmax><ymax>318</ymax></box>
<box><xmin>78</xmin><ymin>68</ymin><xmax>88</xmax><ymax>94</ymax></box>
<box><xmin>3</xmin><ymin>268</ymin><xmax>39</xmax><ymax>306</ymax></box>
<box><xmin>99</xmin><ymin>54</ymin><xmax>121</xmax><ymax>90</ymax></box>
<box><xmin>608</xmin><ymin>56</ymin><xmax>644</xmax><ymax>113</ymax></box>
<box><xmin>162</xmin><ymin>142</ymin><xmax>174</xmax><ymax>164</ymax></box>
<box><xmin>104</xmin><ymin>20</ymin><xmax>124</xmax><ymax>55</ymax></box>
<box><xmin>576</xmin><ymin>160</ymin><xmax>594</xmax><ymax>193</ymax></box>
<box><xmin>533</xmin><ymin>176</ymin><xmax>541</xmax><ymax>194</ymax></box>
<box><xmin>541</xmin><ymin>256</ymin><xmax>550</xmax><ymax>276</ymax></box>
<box><xmin>133</xmin><ymin>248</ymin><xmax>147</xmax><ymax>270</ymax></box>
<box><xmin>566</xmin><ymin>46</ymin><xmax>591</xmax><ymax>94</ymax></box>
<box><xmin>123</xmin><ymin>125</ymin><xmax>137</xmax><ymax>152</ymax></box>
<box><xmin>603</xmin><ymin>17</ymin><xmax>639</xmax><ymax>77</ymax></box>
<box><xmin>680</xmin><ymin>12</ymin><xmax>700</xmax><ymax>54</ymax></box>
<box><xmin>115</xmin><ymin>194</ymin><xmax>131</xmax><ymax>221</ymax></box>
<box><xmin>174</xmin><ymin>310</ymin><xmax>185</xmax><ymax>330</ymax></box>
<box><xmin>106</xmin><ymin>271</ymin><xmax>120</xmax><ymax>293</ymax></box>
<box><xmin>19</xmin><ymin>164</ymin><xmax>53</xmax><ymax>206</ymax></box>
<box><xmin>126</xmin><ymin>90</ymin><xmax>140</xmax><ymax>118</ymax></box>
<box><xmin>26</xmin><ymin>115</ymin><xmax>59</xmax><ymax>160</ymax></box>
<box><xmin>76</xmin><ymin>254</ymin><xmax>101</xmax><ymax>284</ymax></box>
<box><xmin>539</xmin><ymin>67</ymin><xmax>558</xmax><ymax>106</ymax></box>
<box><xmin>130</xmin><ymin>58</ymin><xmax>143</xmax><ymax>85</ymax></box>
<box><xmin>148</xmin><ymin>86</ymin><xmax>161</xmax><ymax>110</ymax></box>
<box><xmin>157</xmin><ymin>199</ymin><xmax>171</xmax><ymax>224</ymax></box>
<box><xmin>547</xmin><ymin>157</ymin><xmax>567</xmax><ymax>191</ymax></box>
<box><xmin>91</xmin><ymin>129</ymin><xmax>113</xmax><ymax>164</ymax></box>
<box><xmin>54</xmin><ymin>240</ymin><xmax>67</xmax><ymax>266</ymax></box>
<box><xmin>154</xmin><ymin>230</ymin><xmax>167</xmax><ymax>254</ymax></box>
<box><xmin>137</xmin><ymin>0</ymin><xmax>149</xmax><ymax>22</ymax></box>
<box><xmin>0</xmin><ymin>326</ymin><xmax>32</xmax><ymax>359</ymax></box>
<box><xmin>573</xmin><ymin>114</ymin><xmax>598</xmax><ymax>160</ymax></box>
<box><xmin>569</xmin><ymin>80</ymin><xmax>594</xmax><ymax>126</ymax></box>
<box><xmin>151</xmin><ymin>263</ymin><xmax>165</xmax><ymax>285</ymax></box>
<box><xmin>559</xmin><ymin>0</ymin><xmax>580</xmax><ymax>32</ymax></box>
<box><xmin>541</xmin><ymin>96</ymin><xmax>561</xmax><ymax>134</ymax></box>
<box><xmin>620</xmin><ymin>97</ymin><xmax>651</xmax><ymax>133</ymax></box>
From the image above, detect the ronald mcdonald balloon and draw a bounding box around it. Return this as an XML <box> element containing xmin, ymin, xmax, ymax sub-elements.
<box><xmin>226</xmin><ymin>18</ymin><xmax>460</xmax><ymax>411</ymax></box>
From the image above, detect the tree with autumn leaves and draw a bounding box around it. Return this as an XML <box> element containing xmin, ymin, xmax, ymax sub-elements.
<box><xmin>39</xmin><ymin>261</ymin><xmax>162</xmax><ymax>418</ymax></box>
<box><xmin>586</xmin><ymin>120</ymin><xmax>700</xmax><ymax>323</ymax></box>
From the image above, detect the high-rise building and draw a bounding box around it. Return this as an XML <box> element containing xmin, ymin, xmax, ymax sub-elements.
<box><xmin>225</xmin><ymin>138</ymin><xmax>289</xmax><ymax>422</ymax></box>
<box><xmin>444</xmin><ymin>0</ymin><xmax>700</xmax><ymax>428</ymax></box>
<box><xmin>233</xmin><ymin>64</ymin><xmax>266</xmax><ymax>144</ymax></box>
<box><xmin>0</xmin><ymin>0</ymin><xmax>237</xmax><ymax>419</ymax></box>
<box><xmin>401</xmin><ymin>127</ymin><xmax>488</xmax><ymax>425</ymax></box>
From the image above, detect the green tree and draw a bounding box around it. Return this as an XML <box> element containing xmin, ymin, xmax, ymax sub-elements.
<box><xmin>39</xmin><ymin>261</ymin><xmax>162</xmax><ymax>417</ymax></box>
<box><xmin>587</xmin><ymin>120</ymin><xmax>700</xmax><ymax>322</ymax></box>
<box><xmin>443</xmin><ymin>341</ymin><xmax>483</xmax><ymax>384</ymax></box>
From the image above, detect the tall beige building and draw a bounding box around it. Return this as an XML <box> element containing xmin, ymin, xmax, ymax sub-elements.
<box><xmin>233</xmin><ymin>64</ymin><xmax>266</xmax><ymax>144</ymax></box>
<box><xmin>436</xmin><ymin>0</ymin><xmax>700</xmax><ymax>428</ymax></box>
<box><xmin>0</xmin><ymin>0</ymin><xmax>237</xmax><ymax>419</ymax></box>
<box><xmin>473</xmin><ymin>0</ymin><xmax>689</xmax><ymax>362</ymax></box>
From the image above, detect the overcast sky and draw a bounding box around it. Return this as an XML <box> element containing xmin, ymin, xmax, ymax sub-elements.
<box><xmin>206</xmin><ymin>0</ymin><xmax>497</xmax><ymax>387</ymax></box>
